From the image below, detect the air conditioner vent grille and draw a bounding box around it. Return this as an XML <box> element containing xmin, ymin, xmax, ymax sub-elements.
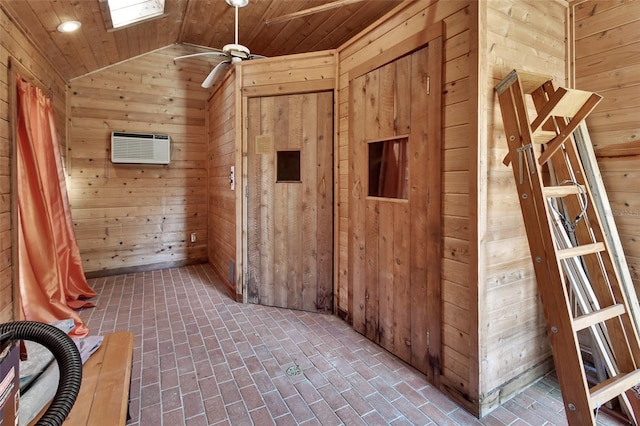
<box><xmin>111</xmin><ymin>132</ymin><xmax>171</xmax><ymax>164</ymax></box>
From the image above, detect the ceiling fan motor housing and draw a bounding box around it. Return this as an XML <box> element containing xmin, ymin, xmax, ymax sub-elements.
<box><xmin>223</xmin><ymin>43</ymin><xmax>250</xmax><ymax>59</ymax></box>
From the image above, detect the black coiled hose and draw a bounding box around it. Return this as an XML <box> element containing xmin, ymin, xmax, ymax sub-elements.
<box><xmin>0</xmin><ymin>321</ymin><xmax>82</xmax><ymax>426</ymax></box>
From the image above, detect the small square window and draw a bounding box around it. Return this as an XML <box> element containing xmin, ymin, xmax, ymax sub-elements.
<box><xmin>368</xmin><ymin>138</ymin><xmax>408</xmax><ymax>199</ymax></box>
<box><xmin>277</xmin><ymin>151</ymin><xmax>301</xmax><ymax>182</ymax></box>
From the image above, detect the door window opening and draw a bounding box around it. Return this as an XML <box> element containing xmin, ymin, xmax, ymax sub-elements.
<box><xmin>368</xmin><ymin>137</ymin><xmax>408</xmax><ymax>199</ymax></box>
<box><xmin>277</xmin><ymin>150</ymin><xmax>301</xmax><ymax>182</ymax></box>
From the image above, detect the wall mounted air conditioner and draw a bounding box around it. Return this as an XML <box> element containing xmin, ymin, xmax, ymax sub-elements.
<box><xmin>111</xmin><ymin>132</ymin><xmax>171</xmax><ymax>164</ymax></box>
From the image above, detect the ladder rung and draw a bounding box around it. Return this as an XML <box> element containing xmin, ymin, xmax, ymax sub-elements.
<box><xmin>543</xmin><ymin>185</ymin><xmax>585</xmax><ymax>198</ymax></box>
<box><xmin>557</xmin><ymin>242</ymin><xmax>605</xmax><ymax>259</ymax></box>
<box><xmin>531</xmin><ymin>130</ymin><xmax>557</xmax><ymax>144</ymax></box>
<box><xmin>590</xmin><ymin>369</ymin><xmax>640</xmax><ymax>410</ymax></box>
<box><xmin>573</xmin><ymin>304</ymin><xmax>626</xmax><ymax>332</ymax></box>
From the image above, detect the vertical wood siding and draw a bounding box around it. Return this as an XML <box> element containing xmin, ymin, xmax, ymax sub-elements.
<box><xmin>0</xmin><ymin>7</ymin><xmax>67</xmax><ymax>322</ymax></box>
<box><xmin>481</xmin><ymin>0</ymin><xmax>567</xmax><ymax>413</ymax></box>
<box><xmin>208</xmin><ymin>70</ymin><xmax>237</xmax><ymax>295</ymax></box>
<box><xmin>574</xmin><ymin>0</ymin><xmax>640</xmax><ymax>297</ymax></box>
<box><xmin>337</xmin><ymin>0</ymin><xmax>477</xmax><ymax>412</ymax></box>
<box><xmin>68</xmin><ymin>45</ymin><xmax>211</xmax><ymax>274</ymax></box>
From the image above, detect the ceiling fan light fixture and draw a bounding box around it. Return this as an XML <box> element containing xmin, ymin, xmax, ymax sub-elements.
<box><xmin>57</xmin><ymin>20</ymin><xmax>81</xmax><ymax>33</ymax></box>
<box><xmin>223</xmin><ymin>43</ymin><xmax>250</xmax><ymax>58</ymax></box>
<box><xmin>225</xmin><ymin>0</ymin><xmax>249</xmax><ymax>7</ymax></box>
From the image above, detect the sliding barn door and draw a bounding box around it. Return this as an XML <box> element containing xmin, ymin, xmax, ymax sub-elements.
<box><xmin>246</xmin><ymin>92</ymin><xmax>333</xmax><ymax>313</ymax></box>
<box><xmin>349</xmin><ymin>42</ymin><xmax>442</xmax><ymax>381</ymax></box>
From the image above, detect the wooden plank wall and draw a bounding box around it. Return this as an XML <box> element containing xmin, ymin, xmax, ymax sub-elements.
<box><xmin>573</xmin><ymin>0</ymin><xmax>640</xmax><ymax>297</ymax></box>
<box><xmin>481</xmin><ymin>0</ymin><xmax>567</xmax><ymax>414</ymax></box>
<box><xmin>0</xmin><ymin>6</ymin><xmax>67</xmax><ymax>322</ymax></box>
<box><xmin>337</xmin><ymin>0</ymin><xmax>478</xmax><ymax>413</ymax></box>
<box><xmin>207</xmin><ymin>69</ymin><xmax>237</xmax><ymax>296</ymax></box>
<box><xmin>240</xmin><ymin>50</ymin><xmax>336</xmax><ymax>98</ymax></box>
<box><xmin>68</xmin><ymin>45</ymin><xmax>212</xmax><ymax>275</ymax></box>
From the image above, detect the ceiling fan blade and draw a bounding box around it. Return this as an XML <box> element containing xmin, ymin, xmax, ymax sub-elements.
<box><xmin>265</xmin><ymin>0</ymin><xmax>366</xmax><ymax>25</ymax></box>
<box><xmin>174</xmin><ymin>51</ymin><xmax>226</xmax><ymax>62</ymax></box>
<box><xmin>202</xmin><ymin>60</ymin><xmax>232</xmax><ymax>88</ymax></box>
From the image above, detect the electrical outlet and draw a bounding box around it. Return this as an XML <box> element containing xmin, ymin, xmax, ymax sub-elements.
<box><xmin>190</xmin><ymin>232</ymin><xmax>196</xmax><ymax>243</ymax></box>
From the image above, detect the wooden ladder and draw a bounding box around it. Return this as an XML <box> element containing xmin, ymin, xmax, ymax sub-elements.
<box><xmin>495</xmin><ymin>69</ymin><xmax>640</xmax><ymax>425</ymax></box>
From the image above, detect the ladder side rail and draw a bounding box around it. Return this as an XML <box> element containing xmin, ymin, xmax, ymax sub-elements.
<box><xmin>552</xmin><ymin>210</ymin><xmax>619</xmax><ymax>372</ymax></box>
<box><xmin>561</xmin><ymin>132</ymin><xmax>640</xmax><ymax>426</ymax></box>
<box><xmin>545</xmin><ymin>142</ymin><xmax>634</xmax><ymax>358</ymax></box>
<box><xmin>551</xmin><ymin>211</ymin><xmax>637</xmax><ymax>418</ymax></box>
<box><xmin>573</xmin><ymin>122</ymin><xmax>640</xmax><ymax>336</ymax></box>
<box><xmin>558</xmin><ymin>132</ymin><xmax>640</xmax><ymax>372</ymax></box>
<box><xmin>564</xmin><ymin>139</ymin><xmax>640</xmax><ymax>353</ymax></box>
<box><xmin>531</xmin><ymin>85</ymin><xmax>621</xmax><ymax>315</ymax></box>
<box><xmin>530</xmin><ymin>87</ymin><xmax>568</xmax><ymax>133</ymax></box>
<box><xmin>537</xmin><ymin>94</ymin><xmax>602</xmax><ymax>166</ymax></box>
<box><xmin>530</xmin><ymin>86</ymin><xmax>639</xmax><ymax>361</ymax></box>
<box><xmin>574</xmin><ymin>125</ymin><xmax>640</xmax><ymax>420</ymax></box>
<box><xmin>551</xmin><ymin>209</ymin><xmax>638</xmax><ymax>418</ymax></box>
<box><xmin>531</xmin><ymin>83</ymin><xmax>640</xmax><ymax>422</ymax></box>
<box><xmin>497</xmin><ymin>78</ymin><xmax>594</xmax><ymax>425</ymax></box>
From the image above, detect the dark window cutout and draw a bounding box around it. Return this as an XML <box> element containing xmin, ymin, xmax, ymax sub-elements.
<box><xmin>368</xmin><ymin>138</ymin><xmax>409</xmax><ymax>199</ymax></box>
<box><xmin>277</xmin><ymin>150</ymin><xmax>301</xmax><ymax>182</ymax></box>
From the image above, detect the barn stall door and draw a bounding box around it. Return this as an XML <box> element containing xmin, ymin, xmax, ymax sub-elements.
<box><xmin>246</xmin><ymin>92</ymin><xmax>333</xmax><ymax>312</ymax></box>
<box><xmin>349</xmin><ymin>43</ymin><xmax>442</xmax><ymax>380</ymax></box>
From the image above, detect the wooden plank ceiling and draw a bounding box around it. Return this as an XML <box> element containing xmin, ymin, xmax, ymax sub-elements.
<box><xmin>0</xmin><ymin>0</ymin><xmax>404</xmax><ymax>82</ymax></box>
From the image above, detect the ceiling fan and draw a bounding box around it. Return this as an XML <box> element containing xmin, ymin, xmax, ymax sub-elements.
<box><xmin>174</xmin><ymin>0</ymin><xmax>265</xmax><ymax>88</ymax></box>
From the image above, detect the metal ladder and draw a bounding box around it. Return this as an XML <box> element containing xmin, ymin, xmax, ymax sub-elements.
<box><xmin>495</xmin><ymin>69</ymin><xmax>640</xmax><ymax>425</ymax></box>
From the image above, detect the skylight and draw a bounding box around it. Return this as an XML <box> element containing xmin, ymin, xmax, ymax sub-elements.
<box><xmin>105</xmin><ymin>0</ymin><xmax>165</xmax><ymax>30</ymax></box>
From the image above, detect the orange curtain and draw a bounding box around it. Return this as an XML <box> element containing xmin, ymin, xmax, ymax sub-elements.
<box><xmin>16</xmin><ymin>76</ymin><xmax>95</xmax><ymax>337</ymax></box>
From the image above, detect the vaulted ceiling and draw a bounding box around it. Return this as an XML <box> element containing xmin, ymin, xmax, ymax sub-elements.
<box><xmin>0</xmin><ymin>0</ymin><xmax>405</xmax><ymax>82</ymax></box>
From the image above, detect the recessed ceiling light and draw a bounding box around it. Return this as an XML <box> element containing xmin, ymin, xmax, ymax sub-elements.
<box><xmin>57</xmin><ymin>20</ymin><xmax>81</xmax><ymax>33</ymax></box>
<box><xmin>225</xmin><ymin>0</ymin><xmax>249</xmax><ymax>7</ymax></box>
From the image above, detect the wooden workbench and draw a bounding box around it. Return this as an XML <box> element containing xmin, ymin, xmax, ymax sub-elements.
<box><xmin>64</xmin><ymin>331</ymin><xmax>134</xmax><ymax>425</ymax></box>
<box><xmin>28</xmin><ymin>331</ymin><xmax>134</xmax><ymax>426</ymax></box>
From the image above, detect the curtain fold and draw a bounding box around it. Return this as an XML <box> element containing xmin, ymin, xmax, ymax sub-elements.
<box><xmin>16</xmin><ymin>76</ymin><xmax>95</xmax><ymax>337</ymax></box>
